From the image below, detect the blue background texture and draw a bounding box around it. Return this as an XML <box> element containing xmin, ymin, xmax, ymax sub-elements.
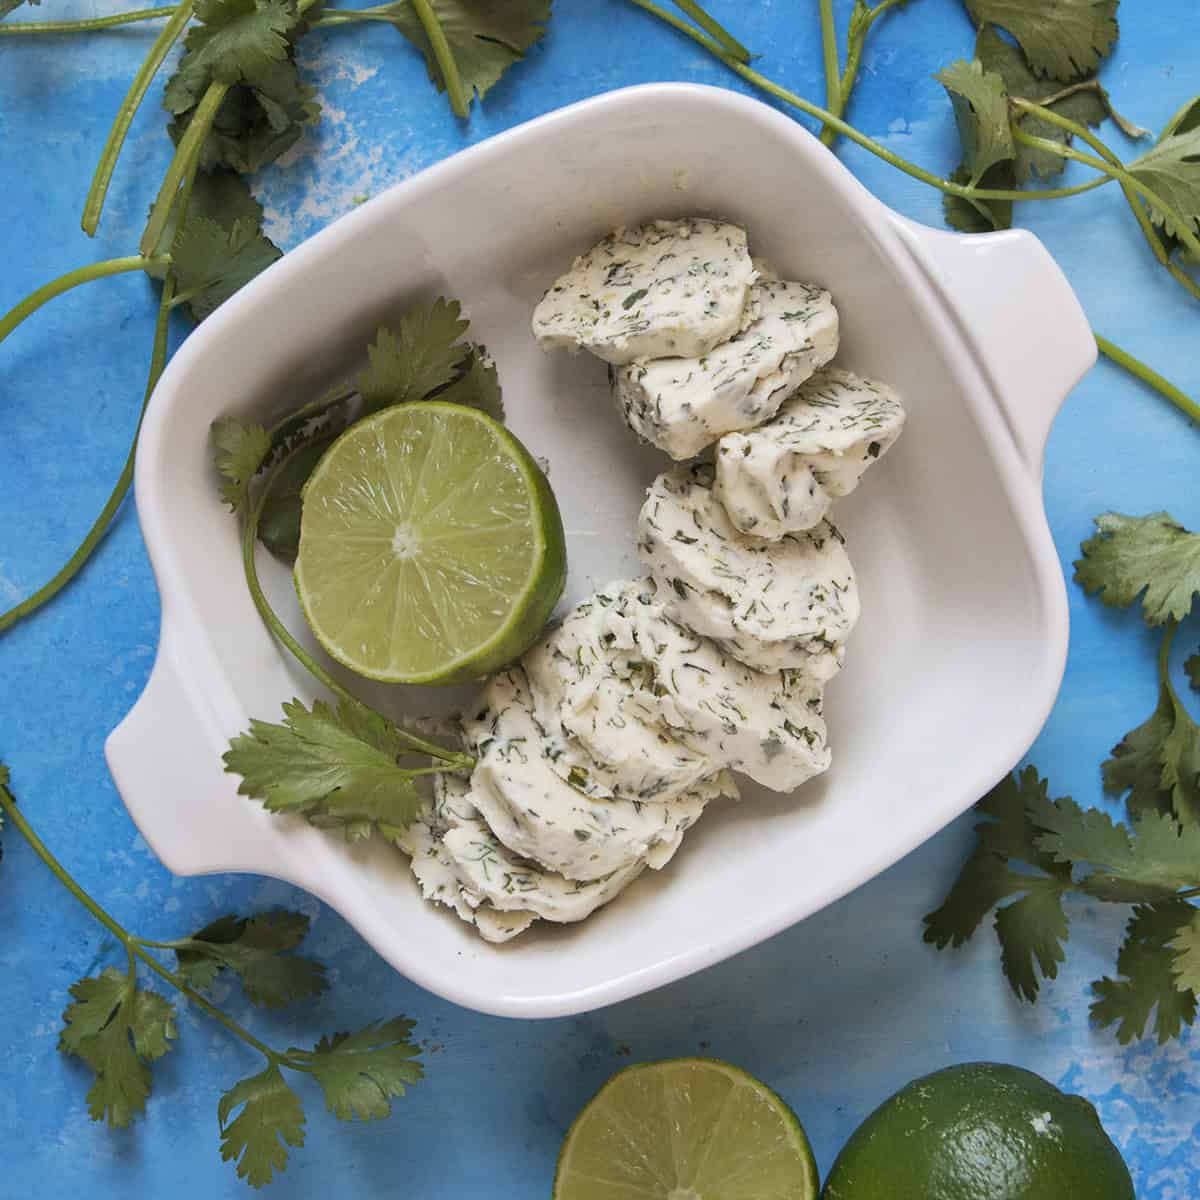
<box><xmin>2</xmin><ymin>1</ymin><xmax>1198</xmax><ymax>1196</ymax></box>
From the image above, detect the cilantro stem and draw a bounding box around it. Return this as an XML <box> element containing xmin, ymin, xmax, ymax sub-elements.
<box><xmin>1095</xmin><ymin>335</ymin><xmax>1200</xmax><ymax>426</ymax></box>
<box><xmin>0</xmin><ymin>255</ymin><xmax>166</xmax><ymax>348</ymax></box>
<box><xmin>1015</xmin><ymin>126</ymin><xmax>1200</xmax><ymax>265</ymax></box>
<box><xmin>131</xmin><ymin>947</ymin><xmax>294</xmax><ymax>1065</ymax></box>
<box><xmin>817</xmin><ymin>0</ymin><xmax>842</xmax><ymax>146</ymax></box>
<box><xmin>241</xmin><ymin>458</ymin><xmax>472</xmax><ymax>767</ymax></box>
<box><xmin>0</xmin><ymin>277</ymin><xmax>175</xmax><ymax>634</ymax></box>
<box><xmin>1032</xmin><ymin>80</ymin><xmax>1150</xmax><ymax>140</ymax></box>
<box><xmin>315</xmin><ymin>9</ymin><xmax>399</xmax><ymax>27</ymax></box>
<box><xmin>1</xmin><ymin>141</ymin><xmax>204</xmax><ymax>636</ymax></box>
<box><xmin>1159</xmin><ymin>620</ymin><xmax>1178</xmax><ymax>688</ymax></box>
<box><xmin>0</xmin><ymin>780</ymin><xmax>305</xmax><ymax>1068</ymax></box>
<box><xmin>1161</xmin><ymin>96</ymin><xmax>1198</xmax><ymax>142</ymax></box>
<box><xmin>82</xmin><ymin>1</ymin><xmax>195</xmax><ymax>237</ymax></box>
<box><xmin>1050</xmin><ymin>116</ymin><xmax>1200</xmax><ymax>300</ymax></box>
<box><xmin>0</xmin><ymin>6</ymin><xmax>176</xmax><ymax>34</ymax></box>
<box><xmin>136</xmin><ymin>937</ymin><xmax>197</xmax><ymax>951</ymax></box>
<box><xmin>827</xmin><ymin>0</ymin><xmax>905</xmax><ymax>148</ymax></box>
<box><xmin>410</xmin><ymin>0</ymin><xmax>469</xmax><ymax>119</ymax></box>
<box><xmin>1010</xmin><ymin>98</ymin><xmax>1200</xmax><ymax>304</ymax></box>
<box><xmin>625</xmin><ymin>0</ymin><xmax>1111</xmax><ymax>206</ymax></box>
<box><xmin>1009</xmin><ymin>118</ymin><xmax>1200</xmax><ymax>265</ymax></box>
<box><xmin>267</xmin><ymin>382</ymin><xmax>356</xmax><ymax>446</ymax></box>
<box><xmin>671</xmin><ymin>0</ymin><xmax>750</xmax><ymax>63</ymax></box>
<box><xmin>0</xmin><ymin>780</ymin><xmax>135</xmax><ymax>949</ymax></box>
<box><xmin>140</xmin><ymin>79</ymin><xmax>230</xmax><ymax>257</ymax></box>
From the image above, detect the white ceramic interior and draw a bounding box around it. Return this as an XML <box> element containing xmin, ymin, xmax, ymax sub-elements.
<box><xmin>106</xmin><ymin>84</ymin><xmax>1096</xmax><ymax>1019</ymax></box>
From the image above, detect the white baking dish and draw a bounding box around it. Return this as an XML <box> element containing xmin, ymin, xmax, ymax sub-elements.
<box><xmin>106</xmin><ymin>84</ymin><xmax>1094</xmax><ymax>1019</ymax></box>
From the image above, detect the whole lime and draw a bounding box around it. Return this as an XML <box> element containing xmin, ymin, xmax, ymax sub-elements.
<box><xmin>822</xmin><ymin>1062</ymin><xmax>1133</xmax><ymax>1200</ymax></box>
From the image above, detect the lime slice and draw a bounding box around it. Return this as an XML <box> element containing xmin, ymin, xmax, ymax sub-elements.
<box><xmin>294</xmin><ymin>401</ymin><xmax>566</xmax><ymax>685</ymax></box>
<box><xmin>554</xmin><ymin>1058</ymin><xmax>819</xmax><ymax>1200</ymax></box>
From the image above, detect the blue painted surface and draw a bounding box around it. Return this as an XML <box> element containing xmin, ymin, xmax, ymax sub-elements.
<box><xmin>1</xmin><ymin>1</ymin><xmax>1198</xmax><ymax>1195</ymax></box>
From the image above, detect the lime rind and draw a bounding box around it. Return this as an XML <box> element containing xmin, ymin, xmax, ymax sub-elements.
<box><xmin>294</xmin><ymin>401</ymin><xmax>566</xmax><ymax>686</ymax></box>
<box><xmin>821</xmin><ymin>1062</ymin><xmax>1134</xmax><ymax>1200</ymax></box>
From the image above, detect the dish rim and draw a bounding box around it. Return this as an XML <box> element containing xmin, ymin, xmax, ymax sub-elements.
<box><xmin>109</xmin><ymin>82</ymin><xmax>1079</xmax><ymax>1019</ymax></box>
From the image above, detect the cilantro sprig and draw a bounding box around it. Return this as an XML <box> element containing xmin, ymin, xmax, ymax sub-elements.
<box><xmin>927</xmin><ymin>510</ymin><xmax>1200</xmax><ymax>1044</ymax></box>
<box><xmin>211</xmin><ymin>297</ymin><xmax>493</xmax><ymax>842</ymax></box>
<box><xmin>0</xmin><ymin>771</ymin><xmax>420</xmax><ymax>1188</ymax></box>
<box><xmin>925</xmin><ymin>767</ymin><xmax>1200</xmax><ymax>1043</ymax></box>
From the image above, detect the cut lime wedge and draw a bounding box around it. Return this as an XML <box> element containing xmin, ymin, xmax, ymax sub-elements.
<box><xmin>554</xmin><ymin>1058</ymin><xmax>819</xmax><ymax>1200</ymax></box>
<box><xmin>294</xmin><ymin>401</ymin><xmax>566</xmax><ymax>685</ymax></box>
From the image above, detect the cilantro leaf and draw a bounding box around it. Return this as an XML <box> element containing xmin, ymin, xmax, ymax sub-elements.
<box><xmin>1091</xmin><ymin>901</ymin><xmax>1197</xmax><ymax>1043</ymax></box>
<box><xmin>930</xmin><ymin>764</ymin><xmax>1200</xmax><ymax>1043</ymax></box>
<box><xmin>211</xmin><ymin>416</ymin><xmax>272</xmax><ymax>512</ymax></box>
<box><xmin>975</xmin><ymin>25</ymin><xmax>1106</xmax><ymax>181</ymax></box>
<box><xmin>1160</xmin><ymin>693</ymin><xmax>1200</xmax><ymax>826</ymax></box>
<box><xmin>1031</xmin><ymin>794</ymin><xmax>1200</xmax><ymax>899</ymax></box>
<box><xmin>0</xmin><ymin>0</ymin><xmax>37</xmax><ymax>18</ymax></box>
<box><xmin>163</xmin><ymin>0</ymin><xmax>301</xmax><ymax>115</ymax></box>
<box><xmin>170</xmin><ymin>214</ymin><xmax>283</xmax><ymax>322</ymax></box>
<box><xmin>1103</xmin><ymin>681</ymin><xmax>1179</xmax><ymax>819</ymax></box>
<box><xmin>147</xmin><ymin>169</ymin><xmax>269</xmax><ymax>273</ymax></box>
<box><xmin>188</xmin><ymin>167</ymin><xmax>269</xmax><ymax>228</ymax></box>
<box><xmin>391</xmin><ymin>0</ymin><xmax>552</xmax><ymax>110</ymax></box>
<box><xmin>432</xmin><ymin>344</ymin><xmax>505</xmax><ymax>422</ymax></box>
<box><xmin>1103</xmin><ymin>679</ymin><xmax>1200</xmax><ymax>825</ymax></box>
<box><xmin>964</xmin><ymin>0</ymin><xmax>1118</xmax><ymax>82</ymax></box>
<box><xmin>1165</xmin><ymin>97</ymin><xmax>1200</xmax><ymax>141</ymax></box>
<box><xmin>218</xmin><ymin>1063</ymin><xmax>306</xmax><ymax>1188</ymax></box>
<box><xmin>994</xmin><ymin>878</ymin><xmax>1069</xmax><ymax>1002</ymax></box>
<box><xmin>1127</xmin><ymin>125</ymin><xmax>1200</xmax><ymax>244</ymax></box>
<box><xmin>936</xmin><ymin>59</ymin><xmax>1015</xmax><ymax>186</ymax></box>
<box><xmin>59</xmin><ymin>969</ymin><xmax>133</xmax><ymax>1050</ymax></box>
<box><xmin>176</xmin><ymin>911</ymin><xmax>327</xmax><ymax>1008</ymax></box>
<box><xmin>1171</xmin><ymin>907</ymin><xmax>1200</xmax><ymax>994</ymax></box>
<box><xmin>1027</xmin><ymin>790</ymin><xmax>1132</xmax><ymax>867</ymax></box>
<box><xmin>1075</xmin><ymin>512</ymin><xmax>1200</xmax><ymax>626</ymax></box>
<box><xmin>224</xmin><ymin>698</ymin><xmax>424</xmax><ymax>838</ymax></box>
<box><xmin>1188</xmin><ymin>649</ymin><xmax>1200</xmax><ymax>692</ymax></box>
<box><xmin>973</xmin><ymin>766</ymin><xmax>1071</xmax><ymax>875</ymax></box>
<box><xmin>289</xmin><ymin>1018</ymin><xmax>423</xmax><ymax>1121</ymax></box>
<box><xmin>1105</xmin><ymin>807</ymin><xmax>1200</xmax><ymax>888</ymax></box>
<box><xmin>173</xmin><ymin>60</ymin><xmax>321</xmax><ymax>176</ymax></box>
<box><xmin>924</xmin><ymin>767</ymin><xmax>1072</xmax><ymax>997</ymax></box>
<box><xmin>943</xmin><ymin>161</ymin><xmax>1016</xmax><ymax>232</ymax></box>
<box><xmin>257</xmin><ymin>435</ymin><xmax>337</xmax><ymax>562</ymax></box>
<box><xmin>923</xmin><ymin>851</ymin><xmax>1031</xmax><ymax>947</ymax></box>
<box><xmin>356</xmin><ymin>298</ymin><xmax>472</xmax><ymax>414</ymax></box>
<box><xmin>59</xmin><ymin>968</ymin><xmax>177</xmax><ymax>1128</ymax></box>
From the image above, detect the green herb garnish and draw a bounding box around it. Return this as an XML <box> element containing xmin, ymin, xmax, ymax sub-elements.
<box><xmin>927</xmin><ymin>510</ymin><xmax>1200</xmax><ymax>1043</ymax></box>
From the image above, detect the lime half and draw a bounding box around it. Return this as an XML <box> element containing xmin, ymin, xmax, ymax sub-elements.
<box><xmin>295</xmin><ymin>401</ymin><xmax>566</xmax><ymax>685</ymax></box>
<box><xmin>554</xmin><ymin>1058</ymin><xmax>819</xmax><ymax>1200</ymax></box>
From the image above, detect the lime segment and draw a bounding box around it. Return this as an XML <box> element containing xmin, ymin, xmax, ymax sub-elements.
<box><xmin>295</xmin><ymin>401</ymin><xmax>566</xmax><ymax>684</ymax></box>
<box><xmin>554</xmin><ymin>1058</ymin><xmax>819</xmax><ymax>1200</ymax></box>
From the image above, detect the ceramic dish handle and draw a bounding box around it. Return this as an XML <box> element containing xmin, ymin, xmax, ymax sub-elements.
<box><xmin>887</xmin><ymin>214</ymin><xmax>1096</xmax><ymax>475</ymax></box>
<box><xmin>105</xmin><ymin>626</ymin><xmax>287</xmax><ymax>877</ymax></box>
